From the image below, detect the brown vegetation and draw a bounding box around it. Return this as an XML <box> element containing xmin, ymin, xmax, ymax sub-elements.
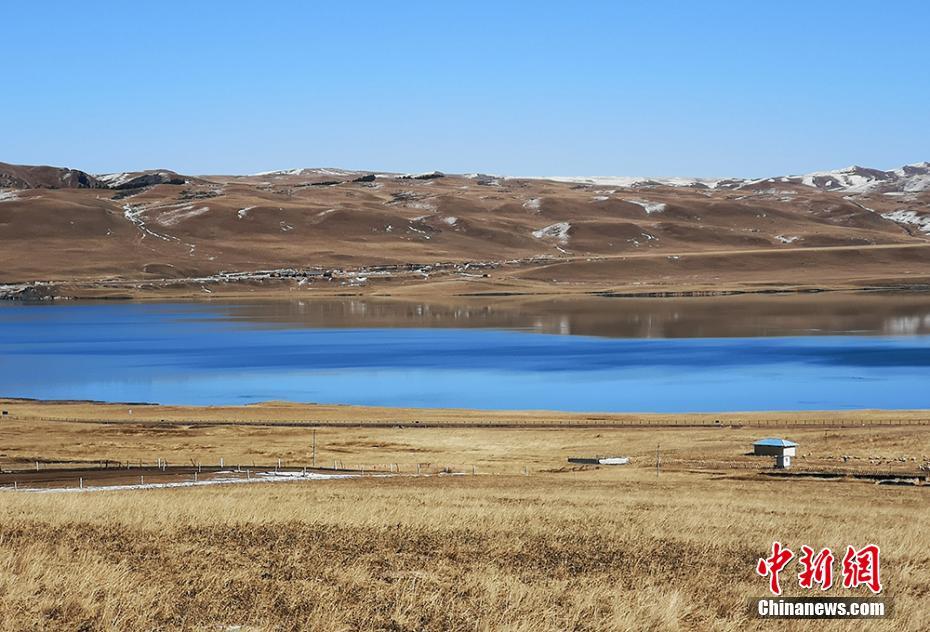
<box><xmin>2</xmin><ymin>169</ymin><xmax>928</xmax><ymax>298</ymax></box>
<box><xmin>1</xmin><ymin>469</ymin><xmax>927</xmax><ymax>631</ymax></box>
<box><xmin>1</xmin><ymin>404</ymin><xmax>928</xmax><ymax>630</ymax></box>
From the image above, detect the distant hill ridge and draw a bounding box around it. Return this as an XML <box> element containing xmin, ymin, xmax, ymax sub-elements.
<box><xmin>2</xmin><ymin>160</ymin><xmax>928</xmax><ymax>194</ymax></box>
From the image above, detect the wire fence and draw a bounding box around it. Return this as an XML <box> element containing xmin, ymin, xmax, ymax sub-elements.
<box><xmin>8</xmin><ymin>415</ymin><xmax>930</xmax><ymax>429</ymax></box>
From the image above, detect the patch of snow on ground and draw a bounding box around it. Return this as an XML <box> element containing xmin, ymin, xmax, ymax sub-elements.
<box><xmin>156</xmin><ymin>205</ymin><xmax>210</xmax><ymax>226</ymax></box>
<box><xmin>519</xmin><ymin>175</ymin><xmax>728</xmax><ymax>189</ymax></box>
<box><xmin>523</xmin><ymin>198</ymin><xmax>541</xmax><ymax>210</ymax></box>
<box><xmin>407</xmin><ymin>200</ymin><xmax>436</xmax><ymax>211</ymax></box>
<box><xmin>3</xmin><ymin>470</ymin><xmax>364</xmax><ymax>494</ymax></box>
<box><xmin>237</xmin><ymin>206</ymin><xmax>255</xmax><ymax>219</ymax></box>
<box><xmin>592</xmin><ymin>195</ymin><xmax>610</xmax><ymax>202</ymax></box>
<box><xmin>882</xmin><ymin>210</ymin><xmax>930</xmax><ymax>233</ymax></box>
<box><xmin>902</xmin><ymin>175</ymin><xmax>930</xmax><ymax>192</ymax></box>
<box><xmin>122</xmin><ymin>203</ymin><xmax>176</xmax><ymax>241</ymax></box>
<box><xmin>0</xmin><ymin>190</ymin><xmax>19</xmax><ymax>203</ymax></box>
<box><xmin>408</xmin><ymin>226</ymin><xmax>432</xmax><ymax>239</ymax></box>
<box><xmin>253</xmin><ymin>167</ymin><xmax>357</xmax><ymax>177</ymax></box>
<box><xmin>532</xmin><ymin>222</ymin><xmax>571</xmax><ymax>244</ymax></box>
<box><xmin>98</xmin><ymin>172</ymin><xmax>136</xmax><ymax>187</ymax></box>
<box><xmin>442</xmin><ymin>216</ymin><xmax>458</xmax><ymax>226</ymax></box>
<box><xmin>626</xmin><ymin>199</ymin><xmax>667</xmax><ymax>214</ymax></box>
<box><xmin>775</xmin><ymin>235</ymin><xmax>800</xmax><ymax>244</ymax></box>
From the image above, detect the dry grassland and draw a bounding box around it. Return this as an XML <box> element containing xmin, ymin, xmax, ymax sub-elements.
<box><xmin>1</xmin><ymin>408</ymin><xmax>929</xmax><ymax>630</ymax></box>
<box><xmin>1</xmin><ymin>470</ymin><xmax>928</xmax><ymax>631</ymax></box>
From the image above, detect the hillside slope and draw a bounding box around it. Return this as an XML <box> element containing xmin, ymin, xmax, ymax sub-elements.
<box><xmin>1</xmin><ymin>162</ymin><xmax>929</xmax><ymax>298</ymax></box>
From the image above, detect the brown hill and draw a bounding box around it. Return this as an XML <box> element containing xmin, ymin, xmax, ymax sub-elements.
<box><xmin>1</xmin><ymin>162</ymin><xmax>929</xmax><ymax>297</ymax></box>
<box><xmin>0</xmin><ymin>162</ymin><xmax>105</xmax><ymax>189</ymax></box>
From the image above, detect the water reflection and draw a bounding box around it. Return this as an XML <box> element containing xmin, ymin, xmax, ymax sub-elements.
<box><xmin>206</xmin><ymin>293</ymin><xmax>930</xmax><ymax>338</ymax></box>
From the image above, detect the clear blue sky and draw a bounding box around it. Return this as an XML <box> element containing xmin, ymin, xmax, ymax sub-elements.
<box><xmin>3</xmin><ymin>1</ymin><xmax>928</xmax><ymax>177</ymax></box>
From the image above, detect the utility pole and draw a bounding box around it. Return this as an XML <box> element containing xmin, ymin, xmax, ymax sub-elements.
<box><xmin>655</xmin><ymin>444</ymin><xmax>660</xmax><ymax>478</ymax></box>
<box><xmin>312</xmin><ymin>430</ymin><xmax>317</xmax><ymax>468</ymax></box>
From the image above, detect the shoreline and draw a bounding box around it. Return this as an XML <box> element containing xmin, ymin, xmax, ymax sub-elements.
<box><xmin>4</xmin><ymin>241</ymin><xmax>930</xmax><ymax>301</ymax></box>
<box><xmin>5</xmin><ymin>279</ymin><xmax>930</xmax><ymax>302</ymax></box>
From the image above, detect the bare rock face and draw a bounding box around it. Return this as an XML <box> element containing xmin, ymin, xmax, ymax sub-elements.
<box><xmin>0</xmin><ymin>162</ymin><xmax>106</xmax><ymax>189</ymax></box>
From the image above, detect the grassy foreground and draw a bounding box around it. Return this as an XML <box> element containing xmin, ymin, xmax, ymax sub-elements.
<box><xmin>1</xmin><ymin>470</ymin><xmax>928</xmax><ymax>631</ymax></box>
<box><xmin>0</xmin><ymin>400</ymin><xmax>930</xmax><ymax>632</ymax></box>
<box><xmin>1</xmin><ymin>405</ymin><xmax>929</xmax><ymax>630</ymax></box>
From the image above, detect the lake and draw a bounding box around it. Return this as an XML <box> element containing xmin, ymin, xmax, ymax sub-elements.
<box><xmin>2</xmin><ymin>295</ymin><xmax>930</xmax><ymax>412</ymax></box>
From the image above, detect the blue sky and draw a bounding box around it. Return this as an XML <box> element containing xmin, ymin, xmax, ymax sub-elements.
<box><xmin>3</xmin><ymin>1</ymin><xmax>928</xmax><ymax>177</ymax></box>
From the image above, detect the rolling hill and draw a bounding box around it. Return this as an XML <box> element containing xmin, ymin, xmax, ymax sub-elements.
<box><xmin>1</xmin><ymin>161</ymin><xmax>928</xmax><ymax>299</ymax></box>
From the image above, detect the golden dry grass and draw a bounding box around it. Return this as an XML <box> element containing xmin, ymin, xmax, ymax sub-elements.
<box><xmin>1</xmin><ymin>470</ymin><xmax>928</xmax><ymax>631</ymax></box>
<box><xmin>1</xmin><ymin>409</ymin><xmax>929</xmax><ymax>630</ymax></box>
<box><xmin>5</xmin><ymin>397</ymin><xmax>930</xmax><ymax>428</ymax></box>
<box><xmin>3</xmin><ymin>414</ymin><xmax>930</xmax><ymax>475</ymax></box>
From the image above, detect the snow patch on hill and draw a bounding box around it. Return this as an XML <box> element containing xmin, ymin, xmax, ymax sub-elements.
<box><xmin>881</xmin><ymin>210</ymin><xmax>930</xmax><ymax>233</ymax></box>
<box><xmin>156</xmin><ymin>205</ymin><xmax>210</xmax><ymax>226</ymax></box>
<box><xmin>524</xmin><ymin>175</ymin><xmax>728</xmax><ymax>189</ymax></box>
<box><xmin>627</xmin><ymin>199</ymin><xmax>667</xmax><ymax>214</ymax></box>
<box><xmin>783</xmin><ymin>163</ymin><xmax>930</xmax><ymax>194</ymax></box>
<box><xmin>98</xmin><ymin>172</ymin><xmax>135</xmax><ymax>187</ymax></box>
<box><xmin>0</xmin><ymin>190</ymin><xmax>19</xmax><ymax>202</ymax></box>
<box><xmin>254</xmin><ymin>167</ymin><xmax>358</xmax><ymax>177</ymax></box>
<box><xmin>517</xmin><ymin>162</ymin><xmax>929</xmax><ymax>195</ymax></box>
<box><xmin>532</xmin><ymin>222</ymin><xmax>571</xmax><ymax>244</ymax></box>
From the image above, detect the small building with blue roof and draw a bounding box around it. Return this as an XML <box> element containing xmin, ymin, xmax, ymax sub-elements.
<box><xmin>753</xmin><ymin>438</ymin><xmax>798</xmax><ymax>468</ymax></box>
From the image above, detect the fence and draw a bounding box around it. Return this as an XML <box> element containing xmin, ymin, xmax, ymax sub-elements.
<box><xmin>9</xmin><ymin>414</ymin><xmax>930</xmax><ymax>429</ymax></box>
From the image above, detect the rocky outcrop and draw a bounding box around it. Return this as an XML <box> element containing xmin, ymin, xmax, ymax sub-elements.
<box><xmin>0</xmin><ymin>162</ymin><xmax>106</xmax><ymax>189</ymax></box>
<box><xmin>100</xmin><ymin>170</ymin><xmax>188</xmax><ymax>190</ymax></box>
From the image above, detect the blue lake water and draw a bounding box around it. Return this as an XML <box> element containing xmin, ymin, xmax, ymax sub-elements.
<box><xmin>1</xmin><ymin>300</ymin><xmax>930</xmax><ymax>412</ymax></box>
